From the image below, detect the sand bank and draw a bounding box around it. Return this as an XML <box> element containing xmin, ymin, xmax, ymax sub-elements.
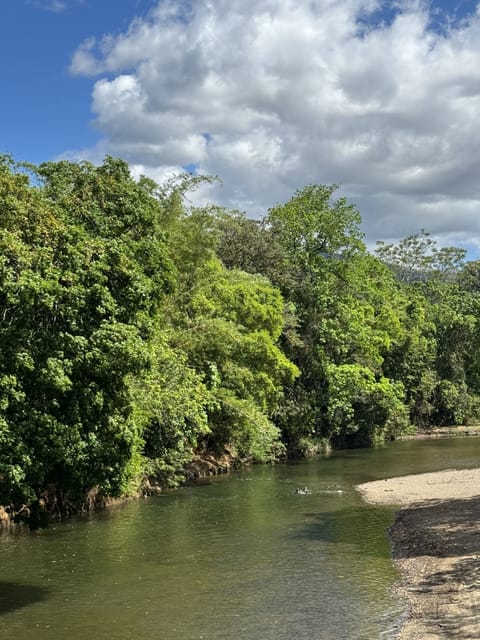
<box><xmin>357</xmin><ymin>469</ymin><xmax>480</xmax><ymax>639</ymax></box>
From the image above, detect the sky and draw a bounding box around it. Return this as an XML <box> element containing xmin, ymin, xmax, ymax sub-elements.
<box><xmin>2</xmin><ymin>0</ymin><xmax>480</xmax><ymax>254</ymax></box>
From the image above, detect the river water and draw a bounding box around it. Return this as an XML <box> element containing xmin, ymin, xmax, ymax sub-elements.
<box><xmin>1</xmin><ymin>436</ymin><xmax>480</xmax><ymax>640</ymax></box>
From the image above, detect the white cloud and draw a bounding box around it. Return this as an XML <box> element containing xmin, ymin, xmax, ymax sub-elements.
<box><xmin>46</xmin><ymin>1</ymin><xmax>66</xmax><ymax>11</ymax></box>
<box><xmin>70</xmin><ymin>0</ymin><xmax>480</xmax><ymax>252</ymax></box>
<box><xmin>28</xmin><ymin>0</ymin><xmax>84</xmax><ymax>12</ymax></box>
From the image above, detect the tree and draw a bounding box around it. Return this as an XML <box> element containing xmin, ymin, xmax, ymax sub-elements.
<box><xmin>265</xmin><ymin>185</ymin><xmax>410</xmax><ymax>451</ymax></box>
<box><xmin>214</xmin><ymin>209</ymin><xmax>288</xmax><ymax>286</ymax></box>
<box><xmin>0</xmin><ymin>157</ymin><xmax>174</xmax><ymax>510</ymax></box>
<box><xmin>456</xmin><ymin>260</ymin><xmax>480</xmax><ymax>292</ymax></box>
<box><xmin>132</xmin><ymin>335</ymin><xmax>210</xmax><ymax>488</ymax></box>
<box><xmin>375</xmin><ymin>230</ymin><xmax>466</xmax><ymax>283</ymax></box>
<box><xmin>164</xmin><ymin>206</ymin><xmax>299</xmax><ymax>461</ymax></box>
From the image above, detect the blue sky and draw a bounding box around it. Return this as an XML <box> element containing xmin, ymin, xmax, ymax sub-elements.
<box><xmin>2</xmin><ymin>1</ymin><xmax>480</xmax><ymax>252</ymax></box>
<box><xmin>0</xmin><ymin>1</ymin><xmax>158</xmax><ymax>162</ymax></box>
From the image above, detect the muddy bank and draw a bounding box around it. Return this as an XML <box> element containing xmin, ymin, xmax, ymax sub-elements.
<box><xmin>358</xmin><ymin>469</ymin><xmax>480</xmax><ymax>639</ymax></box>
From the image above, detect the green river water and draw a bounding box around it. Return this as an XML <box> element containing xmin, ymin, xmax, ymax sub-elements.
<box><xmin>1</xmin><ymin>436</ymin><xmax>480</xmax><ymax>640</ymax></box>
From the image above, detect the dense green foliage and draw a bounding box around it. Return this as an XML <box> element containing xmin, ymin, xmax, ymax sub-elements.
<box><xmin>1</xmin><ymin>155</ymin><xmax>479</xmax><ymax>517</ymax></box>
<box><xmin>0</xmin><ymin>156</ymin><xmax>174</xmax><ymax>509</ymax></box>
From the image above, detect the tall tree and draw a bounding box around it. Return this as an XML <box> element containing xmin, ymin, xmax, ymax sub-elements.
<box><xmin>0</xmin><ymin>157</ymin><xmax>174</xmax><ymax>510</ymax></box>
<box><xmin>375</xmin><ymin>230</ymin><xmax>466</xmax><ymax>283</ymax></box>
<box><xmin>163</xmin><ymin>205</ymin><xmax>298</xmax><ymax>461</ymax></box>
<box><xmin>265</xmin><ymin>185</ymin><xmax>409</xmax><ymax>451</ymax></box>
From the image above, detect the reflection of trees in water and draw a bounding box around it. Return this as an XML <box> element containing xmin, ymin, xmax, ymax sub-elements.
<box><xmin>0</xmin><ymin>582</ymin><xmax>50</xmax><ymax>615</ymax></box>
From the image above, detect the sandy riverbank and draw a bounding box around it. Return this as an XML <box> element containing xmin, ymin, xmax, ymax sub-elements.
<box><xmin>357</xmin><ymin>469</ymin><xmax>480</xmax><ymax>639</ymax></box>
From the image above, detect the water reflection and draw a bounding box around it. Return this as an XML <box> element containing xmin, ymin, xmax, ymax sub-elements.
<box><xmin>0</xmin><ymin>437</ymin><xmax>479</xmax><ymax>639</ymax></box>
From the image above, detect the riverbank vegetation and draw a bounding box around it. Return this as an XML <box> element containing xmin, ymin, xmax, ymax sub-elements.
<box><xmin>1</xmin><ymin>154</ymin><xmax>480</xmax><ymax>522</ymax></box>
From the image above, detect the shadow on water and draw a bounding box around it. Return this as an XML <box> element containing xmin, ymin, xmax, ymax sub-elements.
<box><xmin>290</xmin><ymin>504</ymin><xmax>395</xmax><ymax>558</ymax></box>
<box><xmin>292</xmin><ymin>505</ymin><xmax>393</xmax><ymax>557</ymax></box>
<box><xmin>0</xmin><ymin>582</ymin><xmax>50</xmax><ymax>615</ymax></box>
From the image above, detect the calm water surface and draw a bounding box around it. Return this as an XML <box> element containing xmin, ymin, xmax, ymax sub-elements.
<box><xmin>1</xmin><ymin>437</ymin><xmax>480</xmax><ymax>640</ymax></box>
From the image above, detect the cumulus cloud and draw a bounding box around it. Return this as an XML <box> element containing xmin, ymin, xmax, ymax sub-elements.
<box><xmin>70</xmin><ymin>0</ymin><xmax>480</xmax><ymax>250</ymax></box>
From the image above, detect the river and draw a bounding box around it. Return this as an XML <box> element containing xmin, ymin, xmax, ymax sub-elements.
<box><xmin>1</xmin><ymin>436</ymin><xmax>480</xmax><ymax>640</ymax></box>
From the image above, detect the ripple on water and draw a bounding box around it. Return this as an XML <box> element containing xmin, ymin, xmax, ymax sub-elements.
<box><xmin>3</xmin><ymin>437</ymin><xmax>480</xmax><ymax>640</ymax></box>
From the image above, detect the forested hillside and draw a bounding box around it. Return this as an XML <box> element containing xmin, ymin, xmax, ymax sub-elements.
<box><xmin>1</xmin><ymin>155</ymin><xmax>480</xmax><ymax>521</ymax></box>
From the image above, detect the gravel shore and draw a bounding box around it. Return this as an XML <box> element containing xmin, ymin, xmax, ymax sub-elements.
<box><xmin>357</xmin><ymin>469</ymin><xmax>480</xmax><ymax>639</ymax></box>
